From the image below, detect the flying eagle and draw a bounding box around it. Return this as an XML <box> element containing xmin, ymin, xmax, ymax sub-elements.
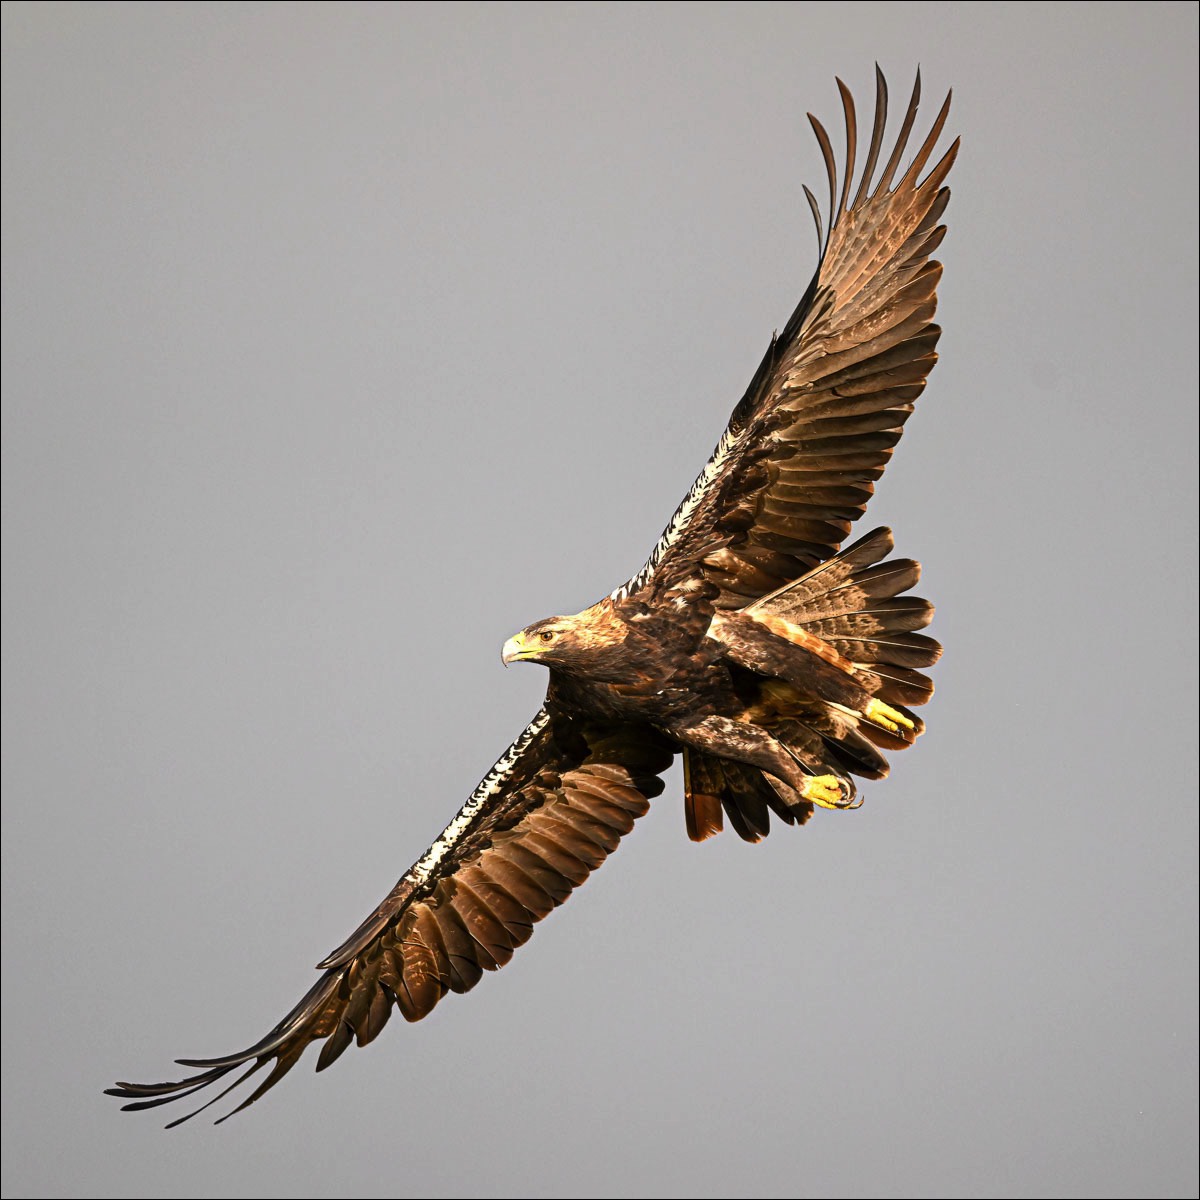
<box><xmin>109</xmin><ymin>68</ymin><xmax>957</xmax><ymax>1125</ymax></box>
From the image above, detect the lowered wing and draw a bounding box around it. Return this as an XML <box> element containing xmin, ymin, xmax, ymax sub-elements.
<box><xmin>108</xmin><ymin>712</ymin><xmax>673</xmax><ymax>1124</ymax></box>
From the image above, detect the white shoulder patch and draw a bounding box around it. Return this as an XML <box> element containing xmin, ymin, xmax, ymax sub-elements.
<box><xmin>611</xmin><ymin>423</ymin><xmax>744</xmax><ymax>600</ymax></box>
<box><xmin>409</xmin><ymin>707</ymin><xmax>551</xmax><ymax>885</ymax></box>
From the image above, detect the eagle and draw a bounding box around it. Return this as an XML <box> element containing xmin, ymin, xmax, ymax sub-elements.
<box><xmin>109</xmin><ymin>68</ymin><xmax>957</xmax><ymax>1125</ymax></box>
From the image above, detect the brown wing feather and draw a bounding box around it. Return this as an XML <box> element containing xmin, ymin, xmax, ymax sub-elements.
<box><xmin>619</xmin><ymin>69</ymin><xmax>958</xmax><ymax>609</ymax></box>
<box><xmin>107</xmin><ymin>713</ymin><xmax>673</xmax><ymax>1124</ymax></box>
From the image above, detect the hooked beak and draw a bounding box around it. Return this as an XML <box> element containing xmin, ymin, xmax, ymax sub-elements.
<box><xmin>501</xmin><ymin>632</ymin><xmax>529</xmax><ymax>667</ymax></box>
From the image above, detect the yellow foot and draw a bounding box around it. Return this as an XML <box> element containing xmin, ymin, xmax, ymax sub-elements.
<box><xmin>865</xmin><ymin>697</ymin><xmax>916</xmax><ymax>734</ymax></box>
<box><xmin>799</xmin><ymin>773</ymin><xmax>859</xmax><ymax>810</ymax></box>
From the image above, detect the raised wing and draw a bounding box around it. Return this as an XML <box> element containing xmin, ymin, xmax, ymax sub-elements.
<box><xmin>617</xmin><ymin>69</ymin><xmax>958</xmax><ymax>609</ymax></box>
<box><xmin>107</xmin><ymin>712</ymin><xmax>673</xmax><ymax>1124</ymax></box>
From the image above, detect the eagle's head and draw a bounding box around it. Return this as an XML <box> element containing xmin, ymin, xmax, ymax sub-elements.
<box><xmin>501</xmin><ymin>600</ymin><xmax>626</xmax><ymax>674</ymax></box>
<box><xmin>499</xmin><ymin>619</ymin><xmax>583</xmax><ymax>667</ymax></box>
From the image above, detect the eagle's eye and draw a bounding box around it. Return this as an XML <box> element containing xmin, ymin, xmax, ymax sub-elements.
<box><xmin>539</xmin><ymin>630</ymin><xmax>555</xmax><ymax>643</ymax></box>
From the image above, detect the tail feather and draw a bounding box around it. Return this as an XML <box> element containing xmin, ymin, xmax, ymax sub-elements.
<box><xmin>856</xmin><ymin>662</ymin><xmax>935</xmax><ymax>706</ymax></box>
<box><xmin>753</xmin><ymin>527</ymin><xmax>939</xmax><ymax>691</ymax></box>
<box><xmin>682</xmin><ymin>748</ymin><xmax>726</xmax><ymax>842</ymax></box>
<box><xmin>800</xmin><ymin>594</ymin><xmax>933</xmax><ymax>639</ymax></box>
<box><xmin>773</xmin><ymin>709</ymin><xmax>890</xmax><ymax>780</ymax></box>
<box><xmin>827</xmin><ymin>631</ymin><xmax>941</xmax><ymax>669</ymax></box>
<box><xmin>748</xmin><ymin>527</ymin><xmax>895</xmax><ymax>615</ymax></box>
<box><xmin>682</xmin><ymin>747</ymin><xmax>808</xmax><ymax>844</ymax></box>
<box><xmin>722</xmin><ymin>773</ymin><xmax>773</xmax><ymax>842</ymax></box>
<box><xmin>685</xmin><ymin>526</ymin><xmax>939</xmax><ymax>843</ymax></box>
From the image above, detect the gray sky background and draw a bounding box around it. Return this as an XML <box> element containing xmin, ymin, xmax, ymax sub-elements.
<box><xmin>3</xmin><ymin>4</ymin><xmax>1197</xmax><ymax>1198</ymax></box>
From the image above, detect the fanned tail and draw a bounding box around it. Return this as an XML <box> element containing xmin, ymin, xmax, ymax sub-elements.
<box><xmin>691</xmin><ymin>527</ymin><xmax>939</xmax><ymax>841</ymax></box>
<box><xmin>748</xmin><ymin>526</ymin><xmax>940</xmax><ymax>710</ymax></box>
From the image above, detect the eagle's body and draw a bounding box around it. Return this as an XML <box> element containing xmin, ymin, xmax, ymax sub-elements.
<box><xmin>110</xmin><ymin>69</ymin><xmax>957</xmax><ymax>1125</ymax></box>
<box><xmin>538</xmin><ymin>598</ymin><xmax>726</xmax><ymax>725</ymax></box>
<box><xmin>515</xmin><ymin>523</ymin><xmax>930</xmax><ymax>822</ymax></box>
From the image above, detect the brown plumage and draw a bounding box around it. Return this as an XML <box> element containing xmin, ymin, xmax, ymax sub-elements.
<box><xmin>109</xmin><ymin>68</ymin><xmax>956</xmax><ymax>1123</ymax></box>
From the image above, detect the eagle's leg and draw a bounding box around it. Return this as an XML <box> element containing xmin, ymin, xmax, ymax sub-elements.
<box><xmin>863</xmin><ymin>697</ymin><xmax>916</xmax><ymax>734</ymax></box>
<box><xmin>708</xmin><ymin>609</ymin><xmax>924</xmax><ymax>740</ymax></box>
<box><xmin>666</xmin><ymin>715</ymin><xmax>856</xmax><ymax>810</ymax></box>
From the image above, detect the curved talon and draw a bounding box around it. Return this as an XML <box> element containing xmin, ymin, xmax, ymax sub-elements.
<box><xmin>865</xmin><ymin>697</ymin><xmax>915</xmax><ymax>734</ymax></box>
<box><xmin>800</xmin><ymin>773</ymin><xmax>857</xmax><ymax>810</ymax></box>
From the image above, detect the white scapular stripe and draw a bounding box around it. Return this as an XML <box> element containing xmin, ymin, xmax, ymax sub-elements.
<box><xmin>611</xmin><ymin>422</ymin><xmax>744</xmax><ymax>599</ymax></box>
<box><xmin>409</xmin><ymin>707</ymin><xmax>551</xmax><ymax>885</ymax></box>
